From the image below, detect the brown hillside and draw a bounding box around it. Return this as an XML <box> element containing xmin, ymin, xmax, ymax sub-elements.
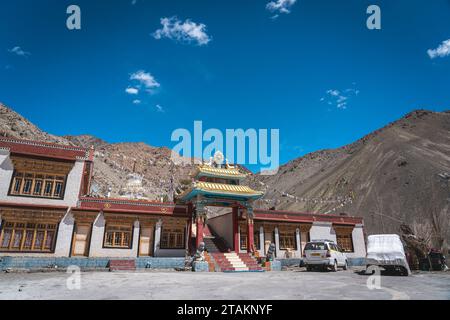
<box><xmin>1</xmin><ymin>102</ymin><xmax>448</xmax><ymax>246</ymax></box>
<box><xmin>248</xmin><ymin>110</ymin><xmax>450</xmax><ymax>247</ymax></box>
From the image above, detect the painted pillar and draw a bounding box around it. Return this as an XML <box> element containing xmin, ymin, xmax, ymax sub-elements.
<box><xmin>196</xmin><ymin>216</ymin><xmax>204</xmax><ymax>248</ymax></box>
<box><xmin>232</xmin><ymin>206</ymin><xmax>239</xmax><ymax>252</ymax></box>
<box><xmin>247</xmin><ymin>218</ymin><xmax>254</xmax><ymax>254</ymax></box>
<box><xmin>195</xmin><ymin>198</ymin><xmax>207</xmax><ymax>248</ymax></box>
<box><xmin>274</xmin><ymin>227</ymin><xmax>280</xmax><ymax>259</ymax></box>
<box><xmin>259</xmin><ymin>226</ymin><xmax>265</xmax><ymax>256</ymax></box>
<box><xmin>187</xmin><ymin>203</ymin><xmax>193</xmax><ymax>254</ymax></box>
<box><xmin>187</xmin><ymin>219</ymin><xmax>193</xmax><ymax>254</ymax></box>
<box><xmin>296</xmin><ymin>228</ymin><xmax>301</xmax><ymax>258</ymax></box>
<box><xmin>154</xmin><ymin>219</ymin><xmax>162</xmax><ymax>257</ymax></box>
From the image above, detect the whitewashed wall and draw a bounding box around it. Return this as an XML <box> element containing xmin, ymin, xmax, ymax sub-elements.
<box><xmin>54</xmin><ymin>210</ymin><xmax>75</xmax><ymax>257</ymax></box>
<box><xmin>207</xmin><ymin>213</ymin><xmax>233</xmax><ymax>248</ymax></box>
<box><xmin>0</xmin><ymin>151</ymin><xmax>84</xmax><ymax>207</ymax></box>
<box><xmin>89</xmin><ymin>213</ymin><xmax>140</xmax><ymax>258</ymax></box>
<box><xmin>0</xmin><ymin>210</ymin><xmax>75</xmax><ymax>258</ymax></box>
<box><xmin>152</xmin><ymin>219</ymin><xmax>186</xmax><ymax>257</ymax></box>
<box><xmin>310</xmin><ymin>222</ymin><xmax>337</xmax><ymax>242</ymax></box>
<box><xmin>346</xmin><ymin>224</ymin><xmax>366</xmax><ymax>258</ymax></box>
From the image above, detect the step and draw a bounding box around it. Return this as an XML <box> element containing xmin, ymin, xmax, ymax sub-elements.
<box><xmin>109</xmin><ymin>259</ymin><xmax>136</xmax><ymax>271</ymax></box>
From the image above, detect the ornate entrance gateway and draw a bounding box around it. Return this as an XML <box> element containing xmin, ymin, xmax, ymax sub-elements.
<box><xmin>178</xmin><ymin>152</ymin><xmax>263</xmax><ymax>255</ymax></box>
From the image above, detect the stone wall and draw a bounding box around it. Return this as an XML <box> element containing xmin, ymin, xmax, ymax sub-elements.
<box><xmin>0</xmin><ymin>256</ymin><xmax>185</xmax><ymax>270</ymax></box>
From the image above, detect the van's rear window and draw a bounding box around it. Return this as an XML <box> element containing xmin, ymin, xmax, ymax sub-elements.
<box><xmin>305</xmin><ymin>243</ymin><xmax>326</xmax><ymax>250</ymax></box>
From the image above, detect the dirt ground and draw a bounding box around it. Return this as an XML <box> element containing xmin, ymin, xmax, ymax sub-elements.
<box><xmin>0</xmin><ymin>268</ymin><xmax>449</xmax><ymax>300</ymax></box>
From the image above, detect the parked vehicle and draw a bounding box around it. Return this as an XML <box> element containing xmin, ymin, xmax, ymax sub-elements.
<box><xmin>365</xmin><ymin>234</ymin><xmax>411</xmax><ymax>276</ymax></box>
<box><xmin>419</xmin><ymin>249</ymin><xmax>448</xmax><ymax>271</ymax></box>
<box><xmin>303</xmin><ymin>240</ymin><xmax>348</xmax><ymax>272</ymax></box>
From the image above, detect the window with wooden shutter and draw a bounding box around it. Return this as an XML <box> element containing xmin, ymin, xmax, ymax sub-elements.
<box><xmin>160</xmin><ymin>227</ymin><xmax>185</xmax><ymax>249</ymax></box>
<box><xmin>104</xmin><ymin>225</ymin><xmax>133</xmax><ymax>249</ymax></box>
<box><xmin>0</xmin><ymin>221</ymin><xmax>57</xmax><ymax>252</ymax></box>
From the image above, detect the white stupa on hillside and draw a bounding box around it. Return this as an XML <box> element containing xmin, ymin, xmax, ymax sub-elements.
<box><xmin>120</xmin><ymin>172</ymin><xmax>147</xmax><ymax>200</ymax></box>
<box><xmin>120</xmin><ymin>161</ymin><xmax>147</xmax><ymax>200</ymax></box>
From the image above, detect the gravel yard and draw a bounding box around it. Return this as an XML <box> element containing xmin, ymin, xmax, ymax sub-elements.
<box><xmin>0</xmin><ymin>268</ymin><xmax>449</xmax><ymax>300</ymax></box>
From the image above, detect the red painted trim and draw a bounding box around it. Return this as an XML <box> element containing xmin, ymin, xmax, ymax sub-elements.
<box><xmin>0</xmin><ymin>201</ymin><xmax>69</xmax><ymax>211</ymax></box>
<box><xmin>0</xmin><ymin>137</ymin><xmax>91</xmax><ymax>161</ymax></box>
<box><xmin>78</xmin><ymin>197</ymin><xmax>184</xmax><ymax>206</ymax></box>
<box><xmin>77</xmin><ymin>198</ymin><xmax>189</xmax><ymax>216</ymax></box>
<box><xmin>254</xmin><ymin>209</ymin><xmax>363</xmax><ymax>225</ymax></box>
<box><xmin>78</xmin><ymin>161</ymin><xmax>87</xmax><ymax>198</ymax></box>
<box><xmin>247</xmin><ymin>220</ymin><xmax>254</xmax><ymax>254</ymax></box>
<box><xmin>196</xmin><ymin>216</ymin><xmax>204</xmax><ymax>248</ymax></box>
<box><xmin>208</xmin><ymin>209</ymin><xmax>362</xmax><ymax>225</ymax></box>
<box><xmin>232</xmin><ymin>207</ymin><xmax>239</xmax><ymax>252</ymax></box>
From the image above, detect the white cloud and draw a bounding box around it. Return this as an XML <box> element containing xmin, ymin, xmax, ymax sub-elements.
<box><xmin>125</xmin><ymin>87</ymin><xmax>139</xmax><ymax>95</ymax></box>
<box><xmin>155</xmin><ymin>104</ymin><xmax>165</xmax><ymax>112</ymax></box>
<box><xmin>322</xmin><ymin>86</ymin><xmax>359</xmax><ymax>110</ymax></box>
<box><xmin>133</xmin><ymin>99</ymin><xmax>141</xmax><ymax>105</ymax></box>
<box><xmin>8</xmin><ymin>46</ymin><xmax>30</xmax><ymax>57</ymax></box>
<box><xmin>266</xmin><ymin>0</ymin><xmax>297</xmax><ymax>15</ymax></box>
<box><xmin>327</xmin><ymin>89</ymin><xmax>340</xmax><ymax>97</ymax></box>
<box><xmin>427</xmin><ymin>39</ymin><xmax>450</xmax><ymax>59</ymax></box>
<box><xmin>130</xmin><ymin>70</ymin><xmax>160</xmax><ymax>92</ymax></box>
<box><xmin>153</xmin><ymin>17</ymin><xmax>211</xmax><ymax>46</ymax></box>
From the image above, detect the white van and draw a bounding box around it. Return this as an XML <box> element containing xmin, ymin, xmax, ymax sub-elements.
<box><xmin>303</xmin><ymin>240</ymin><xmax>348</xmax><ymax>271</ymax></box>
<box><xmin>365</xmin><ymin>234</ymin><xmax>411</xmax><ymax>276</ymax></box>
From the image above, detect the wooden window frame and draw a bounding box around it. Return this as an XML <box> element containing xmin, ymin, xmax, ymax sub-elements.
<box><xmin>279</xmin><ymin>231</ymin><xmax>297</xmax><ymax>251</ymax></box>
<box><xmin>0</xmin><ymin>220</ymin><xmax>58</xmax><ymax>253</ymax></box>
<box><xmin>240</xmin><ymin>229</ymin><xmax>260</xmax><ymax>251</ymax></box>
<box><xmin>336</xmin><ymin>233</ymin><xmax>354</xmax><ymax>253</ymax></box>
<box><xmin>160</xmin><ymin>227</ymin><xmax>185</xmax><ymax>250</ymax></box>
<box><xmin>8</xmin><ymin>170</ymin><xmax>67</xmax><ymax>200</ymax></box>
<box><xmin>103</xmin><ymin>224</ymin><xmax>133</xmax><ymax>249</ymax></box>
<box><xmin>240</xmin><ymin>231</ymin><xmax>247</xmax><ymax>251</ymax></box>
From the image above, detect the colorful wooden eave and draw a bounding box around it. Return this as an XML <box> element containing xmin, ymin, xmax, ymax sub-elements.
<box><xmin>194</xmin><ymin>164</ymin><xmax>248</xmax><ymax>180</ymax></box>
<box><xmin>179</xmin><ymin>181</ymin><xmax>264</xmax><ymax>201</ymax></box>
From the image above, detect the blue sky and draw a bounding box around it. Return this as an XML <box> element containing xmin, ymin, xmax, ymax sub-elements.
<box><xmin>1</xmin><ymin>0</ymin><xmax>449</xmax><ymax>172</ymax></box>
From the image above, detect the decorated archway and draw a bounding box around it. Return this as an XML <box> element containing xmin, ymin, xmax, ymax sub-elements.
<box><xmin>178</xmin><ymin>152</ymin><xmax>263</xmax><ymax>254</ymax></box>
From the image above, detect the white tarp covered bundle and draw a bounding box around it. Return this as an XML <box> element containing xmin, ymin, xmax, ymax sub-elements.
<box><xmin>366</xmin><ymin>234</ymin><xmax>411</xmax><ymax>274</ymax></box>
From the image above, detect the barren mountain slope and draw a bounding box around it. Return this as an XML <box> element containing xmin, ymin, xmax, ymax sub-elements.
<box><xmin>0</xmin><ymin>103</ymin><xmax>195</xmax><ymax>199</ymax></box>
<box><xmin>85</xmin><ymin>142</ymin><xmax>195</xmax><ymax>199</ymax></box>
<box><xmin>0</xmin><ymin>103</ymin><xmax>72</xmax><ymax>145</ymax></box>
<box><xmin>1</xmin><ymin>102</ymin><xmax>449</xmax><ymax>241</ymax></box>
<box><xmin>249</xmin><ymin>110</ymin><xmax>450</xmax><ymax>239</ymax></box>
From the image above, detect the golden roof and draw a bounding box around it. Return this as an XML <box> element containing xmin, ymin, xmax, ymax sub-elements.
<box><xmin>194</xmin><ymin>181</ymin><xmax>263</xmax><ymax>196</ymax></box>
<box><xmin>179</xmin><ymin>181</ymin><xmax>263</xmax><ymax>200</ymax></box>
<box><xmin>196</xmin><ymin>164</ymin><xmax>248</xmax><ymax>179</ymax></box>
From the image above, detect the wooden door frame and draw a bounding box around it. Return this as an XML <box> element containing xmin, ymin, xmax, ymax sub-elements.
<box><xmin>71</xmin><ymin>222</ymin><xmax>92</xmax><ymax>257</ymax></box>
<box><xmin>138</xmin><ymin>224</ymin><xmax>155</xmax><ymax>257</ymax></box>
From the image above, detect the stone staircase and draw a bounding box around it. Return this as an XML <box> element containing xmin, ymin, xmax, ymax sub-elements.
<box><xmin>203</xmin><ymin>225</ymin><xmax>264</xmax><ymax>272</ymax></box>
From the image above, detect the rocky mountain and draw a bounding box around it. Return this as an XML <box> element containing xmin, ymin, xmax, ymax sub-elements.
<box><xmin>0</xmin><ymin>103</ymin><xmax>196</xmax><ymax>200</ymax></box>
<box><xmin>1</xmin><ymin>102</ymin><xmax>449</xmax><ymax>246</ymax></box>
<box><xmin>64</xmin><ymin>135</ymin><xmax>108</xmax><ymax>149</ymax></box>
<box><xmin>0</xmin><ymin>103</ymin><xmax>71</xmax><ymax>145</ymax></box>
<box><xmin>248</xmin><ymin>110</ymin><xmax>450</xmax><ymax>247</ymax></box>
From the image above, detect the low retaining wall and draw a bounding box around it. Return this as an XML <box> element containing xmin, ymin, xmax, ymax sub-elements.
<box><xmin>192</xmin><ymin>261</ymin><xmax>209</xmax><ymax>272</ymax></box>
<box><xmin>348</xmin><ymin>258</ymin><xmax>366</xmax><ymax>267</ymax></box>
<box><xmin>0</xmin><ymin>256</ymin><xmax>185</xmax><ymax>271</ymax></box>
<box><xmin>278</xmin><ymin>258</ymin><xmax>302</xmax><ymax>268</ymax></box>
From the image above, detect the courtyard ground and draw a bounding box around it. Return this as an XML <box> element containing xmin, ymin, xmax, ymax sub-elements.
<box><xmin>0</xmin><ymin>268</ymin><xmax>449</xmax><ymax>300</ymax></box>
